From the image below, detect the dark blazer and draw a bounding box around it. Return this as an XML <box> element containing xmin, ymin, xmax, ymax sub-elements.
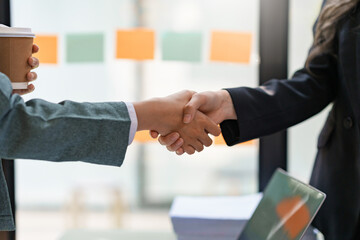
<box><xmin>220</xmin><ymin>2</ymin><xmax>360</xmax><ymax>240</ymax></box>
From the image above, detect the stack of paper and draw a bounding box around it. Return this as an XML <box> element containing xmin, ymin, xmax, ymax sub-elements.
<box><xmin>170</xmin><ymin>193</ymin><xmax>262</xmax><ymax>240</ymax></box>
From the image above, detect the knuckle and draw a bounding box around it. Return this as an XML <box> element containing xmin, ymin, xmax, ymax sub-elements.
<box><xmin>185</xmin><ymin>90</ymin><xmax>192</xmax><ymax>95</ymax></box>
<box><xmin>176</xmin><ymin>150</ymin><xmax>184</xmax><ymax>155</ymax></box>
<box><xmin>187</xmin><ymin>89</ymin><xmax>196</xmax><ymax>95</ymax></box>
<box><xmin>169</xmin><ymin>145</ymin><xmax>177</xmax><ymax>152</ymax></box>
<box><xmin>167</xmin><ymin>146</ymin><xmax>175</xmax><ymax>152</ymax></box>
<box><xmin>158</xmin><ymin>137</ymin><xmax>165</xmax><ymax>145</ymax></box>
<box><xmin>182</xmin><ymin>90</ymin><xmax>192</xmax><ymax>98</ymax></box>
<box><xmin>175</xmin><ymin>140</ymin><xmax>183</xmax><ymax>148</ymax></box>
<box><xmin>184</xmin><ymin>104</ymin><xmax>194</xmax><ymax>112</ymax></box>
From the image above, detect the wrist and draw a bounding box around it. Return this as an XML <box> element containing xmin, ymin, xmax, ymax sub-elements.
<box><xmin>218</xmin><ymin>90</ymin><xmax>237</xmax><ymax>121</ymax></box>
<box><xmin>133</xmin><ymin>98</ymin><xmax>160</xmax><ymax>131</ymax></box>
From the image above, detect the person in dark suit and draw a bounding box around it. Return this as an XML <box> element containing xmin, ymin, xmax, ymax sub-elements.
<box><xmin>154</xmin><ymin>0</ymin><xmax>360</xmax><ymax>239</ymax></box>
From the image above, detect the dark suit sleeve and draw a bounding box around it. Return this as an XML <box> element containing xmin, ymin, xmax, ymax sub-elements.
<box><xmin>220</xmin><ymin>52</ymin><xmax>338</xmax><ymax>146</ymax></box>
<box><xmin>220</xmin><ymin>0</ymin><xmax>334</xmax><ymax>146</ymax></box>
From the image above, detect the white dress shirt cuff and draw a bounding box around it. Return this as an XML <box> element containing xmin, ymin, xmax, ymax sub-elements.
<box><xmin>125</xmin><ymin>102</ymin><xmax>138</xmax><ymax>145</ymax></box>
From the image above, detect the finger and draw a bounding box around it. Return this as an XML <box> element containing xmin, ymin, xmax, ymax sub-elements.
<box><xmin>183</xmin><ymin>145</ymin><xmax>196</xmax><ymax>155</ymax></box>
<box><xmin>150</xmin><ymin>130</ymin><xmax>159</xmax><ymax>139</ymax></box>
<box><xmin>198</xmin><ymin>133</ymin><xmax>213</xmax><ymax>147</ymax></box>
<box><xmin>205</xmin><ymin>121</ymin><xmax>221</xmax><ymax>137</ymax></box>
<box><xmin>187</xmin><ymin>141</ymin><xmax>204</xmax><ymax>153</ymax></box>
<box><xmin>166</xmin><ymin>138</ymin><xmax>184</xmax><ymax>152</ymax></box>
<box><xmin>28</xmin><ymin>57</ymin><xmax>39</xmax><ymax>69</ymax></box>
<box><xmin>12</xmin><ymin>84</ymin><xmax>35</xmax><ymax>95</ymax></box>
<box><xmin>193</xmin><ymin>141</ymin><xmax>205</xmax><ymax>152</ymax></box>
<box><xmin>183</xmin><ymin>94</ymin><xmax>207</xmax><ymax>124</ymax></box>
<box><xmin>176</xmin><ymin>148</ymin><xmax>185</xmax><ymax>155</ymax></box>
<box><xmin>32</xmin><ymin>44</ymin><xmax>39</xmax><ymax>54</ymax></box>
<box><xmin>158</xmin><ymin>132</ymin><xmax>180</xmax><ymax>146</ymax></box>
<box><xmin>26</xmin><ymin>72</ymin><xmax>37</xmax><ymax>82</ymax></box>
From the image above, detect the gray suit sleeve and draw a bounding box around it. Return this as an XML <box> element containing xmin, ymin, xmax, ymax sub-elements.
<box><xmin>0</xmin><ymin>73</ymin><xmax>131</xmax><ymax>167</ymax></box>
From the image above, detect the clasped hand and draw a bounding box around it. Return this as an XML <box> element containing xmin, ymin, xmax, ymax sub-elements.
<box><xmin>147</xmin><ymin>90</ymin><xmax>237</xmax><ymax>155</ymax></box>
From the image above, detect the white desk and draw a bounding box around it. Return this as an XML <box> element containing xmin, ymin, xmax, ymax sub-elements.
<box><xmin>59</xmin><ymin>230</ymin><xmax>176</xmax><ymax>240</ymax></box>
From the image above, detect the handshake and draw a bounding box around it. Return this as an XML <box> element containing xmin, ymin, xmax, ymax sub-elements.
<box><xmin>133</xmin><ymin>90</ymin><xmax>237</xmax><ymax>155</ymax></box>
<box><xmin>21</xmin><ymin>44</ymin><xmax>238</xmax><ymax>156</ymax></box>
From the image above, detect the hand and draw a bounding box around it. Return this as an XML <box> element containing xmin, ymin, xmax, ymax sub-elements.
<box><xmin>13</xmin><ymin>44</ymin><xmax>40</xmax><ymax>95</ymax></box>
<box><xmin>133</xmin><ymin>90</ymin><xmax>221</xmax><ymax>153</ymax></box>
<box><xmin>134</xmin><ymin>90</ymin><xmax>195</xmax><ymax>134</ymax></box>
<box><xmin>160</xmin><ymin>111</ymin><xmax>221</xmax><ymax>155</ymax></box>
<box><xmin>183</xmin><ymin>90</ymin><xmax>237</xmax><ymax>124</ymax></box>
<box><xmin>152</xmin><ymin>90</ymin><xmax>237</xmax><ymax>155</ymax></box>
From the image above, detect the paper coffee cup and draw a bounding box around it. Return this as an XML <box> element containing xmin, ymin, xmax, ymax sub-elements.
<box><xmin>0</xmin><ymin>24</ymin><xmax>35</xmax><ymax>90</ymax></box>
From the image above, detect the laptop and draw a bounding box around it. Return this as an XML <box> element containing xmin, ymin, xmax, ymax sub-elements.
<box><xmin>237</xmin><ymin>169</ymin><xmax>326</xmax><ymax>240</ymax></box>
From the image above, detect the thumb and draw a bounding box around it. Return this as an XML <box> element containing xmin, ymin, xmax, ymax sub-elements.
<box><xmin>183</xmin><ymin>94</ymin><xmax>206</xmax><ymax>124</ymax></box>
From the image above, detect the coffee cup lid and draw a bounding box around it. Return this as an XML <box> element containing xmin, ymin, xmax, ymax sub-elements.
<box><xmin>0</xmin><ymin>24</ymin><xmax>35</xmax><ymax>38</ymax></box>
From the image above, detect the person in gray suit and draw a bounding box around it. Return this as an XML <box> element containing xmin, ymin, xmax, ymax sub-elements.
<box><xmin>0</xmin><ymin>44</ymin><xmax>221</xmax><ymax>231</ymax></box>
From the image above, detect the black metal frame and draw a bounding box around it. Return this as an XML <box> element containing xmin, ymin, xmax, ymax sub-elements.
<box><xmin>258</xmin><ymin>0</ymin><xmax>288</xmax><ymax>191</ymax></box>
<box><xmin>0</xmin><ymin>0</ymin><xmax>10</xmax><ymax>26</ymax></box>
<box><xmin>1</xmin><ymin>161</ymin><xmax>16</xmax><ymax>240</ymax></box>
<box><xmin>0</xmin><ymin>1</ymin><xmax>16</xmax><ymax>239</ymax></box>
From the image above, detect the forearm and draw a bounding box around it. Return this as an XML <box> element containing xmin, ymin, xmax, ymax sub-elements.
<box><xmin>221</xmin><ymin>64</ymin><xmax>337</xmax><ymax>145</ymax></box>
<box><xmin>0</xmin><ymin>95</ymin><xmax>131</xmax><ymax>166</ymax></box>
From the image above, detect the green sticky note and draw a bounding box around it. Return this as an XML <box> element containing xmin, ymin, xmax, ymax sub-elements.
<box><xmin>66</xmin><ymin>33</ymin><xmax>104</xmax><ymax>63</ymax></box>
<box><xmin>161</xmin><ymin>32</ymin><xmax>202</xmax><ymax>62</ymax></box>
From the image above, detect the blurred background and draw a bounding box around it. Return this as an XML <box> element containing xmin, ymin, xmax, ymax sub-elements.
<box><xmin>6</xmin><ymin>0</ymin><xmax>326</xmax><ymax>239</ymax></box>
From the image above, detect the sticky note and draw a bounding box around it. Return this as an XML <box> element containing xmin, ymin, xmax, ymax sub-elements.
<box><xmin>210</xmin><ymin>31</ymin><xmax>252</xmax><ymax>64</ymax></box>
<box><xmin>214</xmin><ymin>134</ymin><xmax>227</xmax><ymax>145</ymax></box>
<box><xmin>33</xmin><ymin>35</ymin><xmax>58</xmax><ymax>64</ymax></box>
<box><xmin>66</xmin><ymin>33</ymin><xmax>104</xmax><ymax>63</ymax></box>
<box><xmin>161</xmin><ymin>32</ymin><xmax>202</xmax><ymax>62</ymax></box>
<box><xmin>134</xmin><ymin>131</ymin><xmax>157</xmax><ymax>143</ymax></box>
<box><xmin>116</xmin><ymin>29</ymin><xmax>155</xmax><ymax>60</ymax></box>
<box><xmin>215</xmin><ymin>134</ymin><xmax>255</xmax><ymax>146</ymax></box>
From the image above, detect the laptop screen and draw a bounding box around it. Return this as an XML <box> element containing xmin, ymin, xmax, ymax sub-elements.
<box><xmin>238</xmin><ymin>169</ymin><xmax>326</xmax><ymax>240</ymax></box>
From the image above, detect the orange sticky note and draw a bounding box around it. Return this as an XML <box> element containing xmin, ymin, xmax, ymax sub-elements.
<box><xmin>116</xmin><ymin>29</ymin><xmax>155</xmax><ymax>60</ymax></box>
<box><xmin>33</xmin><ymin>35</ymin><xmax>58</xmax><ymax>64</ymax></box>
<box><xmin>215</xmin><ymin>134</ymin><xmax>255</xmax><ymax>146</ymax></box>
<box><xmin>134</xmin><ymin>131</ymin><xmax>157</xmax><ymax>143</ymax></box>
<box><xmin>210</xmin><ymin>31</ymin><xmax>252</xmax><ymax>64</ymax></box>
<box><xmin>214</xmin><ymin>134</ymin><xmax>227</xmax><ymax>145</ymax></box>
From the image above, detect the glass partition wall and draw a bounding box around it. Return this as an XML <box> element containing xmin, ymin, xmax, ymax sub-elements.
<box><xmin>288</xmin><ymin>0</ymin><xmax>328</xmax><ymax>182</ymax></box>
<box><xmin>10</xmin><ymin>0</ymin><xmax>260</xmax><ymax>239</ymax></box>
<box><xmin>5</xmin><ymin>0</ymin><xmax>330</xmax><ymax>239</ymax></box>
